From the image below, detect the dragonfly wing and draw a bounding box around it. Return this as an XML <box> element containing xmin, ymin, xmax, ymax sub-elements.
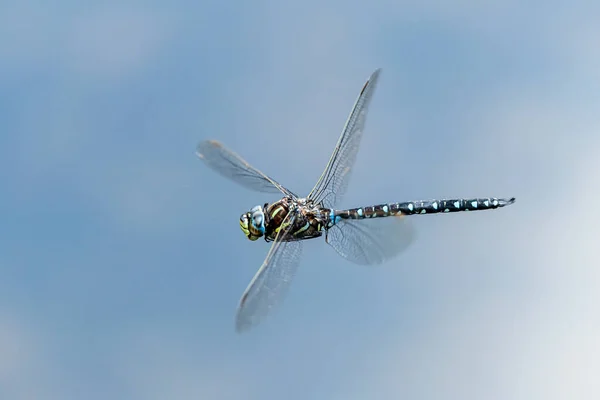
<box><xmin>307</xmin><ymin>69</ymin><xmax>381</xmax><ymax>209</ymax></box>
<box><xmin>326</xmin><ymin>215</ymin><xmax>415</xmax><ymax>265</ymax></box>
<box><xmin>197</xmin><ymin>140</ymin><xmax>296</xmax><ymax>197</ymax></box>
<box><xmin>235</xmin><ymin>212</ymin><xmax>303</xmax><ymax>332</ymax></box>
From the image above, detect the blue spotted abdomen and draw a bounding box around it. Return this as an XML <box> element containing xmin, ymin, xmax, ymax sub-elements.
<box><xmin>334</xmin><ymin>197</ymin><xmax>515</xmax><ymax>220</ymax></box>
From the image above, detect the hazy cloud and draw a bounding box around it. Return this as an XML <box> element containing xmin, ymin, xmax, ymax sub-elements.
<box><xmin>2</xmin><ymin>1</ymin><xmax>598</xmax><ymax>399</ymax></box>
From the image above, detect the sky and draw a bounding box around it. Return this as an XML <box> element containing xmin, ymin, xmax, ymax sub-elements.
<box><xmin>1</xmin><ymin>1</ymin><xmax>599</xmax><ymax>399</ymax></box>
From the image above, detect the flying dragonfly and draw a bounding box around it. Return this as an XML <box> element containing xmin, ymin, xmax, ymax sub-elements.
<box><xmin>197</xmin><ymin>69</ymin><xmax>515</xmax><ymax>332</ymax></box>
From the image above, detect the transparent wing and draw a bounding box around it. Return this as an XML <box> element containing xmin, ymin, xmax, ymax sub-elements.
<box><xmin>197</xmin><ymin>140</ymin><xmax>296</xmax><ymax>197</ymax></box>
<box><xmin>307</xmin><ymin>69</ymin><xmax>381</xmax><ymax>209</ymax></box>
<box><xmin>235</xmin><ymin>212</ymin><xmax>303</xmax><ymax>332</ymax></box>
<box><xmin>326</xmin><ymin>215</ymin><xmax>416</xmax><ymax>265</ymax></box>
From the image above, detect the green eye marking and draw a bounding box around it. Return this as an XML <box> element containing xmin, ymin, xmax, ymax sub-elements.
<box><xmin>239</xmin><ymin>219</ymin><xmax>249</xmax><ymax>235</ymax></box>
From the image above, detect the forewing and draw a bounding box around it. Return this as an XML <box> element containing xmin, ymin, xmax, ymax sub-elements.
<box><xmin>307</xmin><ymin>69</ymin><xmax>381</xmax><ymax>208</ymax></box>
<box><xmin>326</xmin><ymin>215</ymin><xmax>415</xmax><ymax>265</ymax></box>
<box><xmin>235</xmin><ymin>212</ymin><xmax>303</xmax><ymax>332</ymax></box>
<box><xmin>197</xmin><ymin>140</ymin><xmax>296</xmax><ymax>197</ymax></box>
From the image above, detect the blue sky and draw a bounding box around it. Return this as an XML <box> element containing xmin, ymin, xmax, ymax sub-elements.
<box><xmin>1</xmin><ymin>1</ymin><xmax>599</xmax><ymax>399</ymax></box>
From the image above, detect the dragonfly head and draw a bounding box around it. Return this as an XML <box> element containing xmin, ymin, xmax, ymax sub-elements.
<box><xmin>240</xmin><ymin>205</ymin><xmax>266</xmax><ymax>241</ymax></box>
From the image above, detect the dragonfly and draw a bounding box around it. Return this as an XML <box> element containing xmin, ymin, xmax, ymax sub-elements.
<box><xmin>197</xmin><ymin>69</ymin><xmax>515</xmax><ymax>332</ymax></box>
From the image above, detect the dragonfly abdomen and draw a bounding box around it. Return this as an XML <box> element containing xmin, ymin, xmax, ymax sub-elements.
<box><xmin>335</xmin><ymin>197</ymin><xmax>515</xmax><ymax>220</ymax></box>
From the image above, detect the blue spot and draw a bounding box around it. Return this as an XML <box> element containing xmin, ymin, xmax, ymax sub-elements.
<box><xmin>253</xmin><ymin>220</ymin><xmax>265</xmax><ymax>234</ymax></box>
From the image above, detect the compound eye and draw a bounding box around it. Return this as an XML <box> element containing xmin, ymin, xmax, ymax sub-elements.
<box><xmin>253</xmin><ymin>214</ymin><xmax>263</xmax><ymax>227</ymax></box>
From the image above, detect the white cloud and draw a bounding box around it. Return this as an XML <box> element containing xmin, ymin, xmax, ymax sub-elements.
<box><xmin>0</xmin><ymin>311</ymin><xmax>68</xmax><ymax>400</ymax></box>
<box><xmin>0</xmin><ymin>3</ymin><xmax>173</xmax><ymax>79</ymax></box>
<box><xmin>332</xmin><ymin>83</ymin><xmax>600</xmax><ymax>400</ymax></box>
<box><xmin>0</xmin><ymin>314</ymin><xmax>33</xmax><ymax>384</ymax></box>
<box><xmin>112</xmin><ymin>330</ymin><xmax>255</xmax><ymax>400</ymax></box>
<box><xmin>7</xmin><ymin>4</ymin><xmax>176</xmax><ymax>194</ymax></box>
<box><xmin>5</xmin><ymin>2</ymin><xmax>600</xmax><ymax>399</ymax></box>
<box><xmin>66</xmin><ymin>6</ymin><xmax>173</xmax><ymax>80</ymax></box>
<box><xmin>0</xmin><ymin>2</ymin><xmax>57</xmax><ymax>68</ymax></box>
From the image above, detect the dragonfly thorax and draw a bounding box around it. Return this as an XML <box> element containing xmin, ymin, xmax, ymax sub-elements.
<box><xmin>239</xmin><ymin>204</ymin><xmax>266</xmax><ymax>241</ymax></box>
